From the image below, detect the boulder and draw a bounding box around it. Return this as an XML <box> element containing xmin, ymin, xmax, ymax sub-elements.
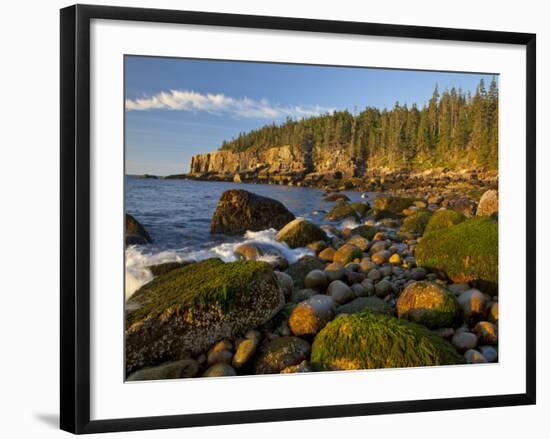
<box><xmin>311</xmin><ymin>312</ymin><xmax>463</xmax><ymax>371</ymax></box>
<box><xmin>125</xmin><ymin>259</ymin><xmax>285</xmax><ymax>374</ymax></box>
<box><xmin>276</xmin><ymin>218</ymin><xmax>327</xmax><ymax>249</ymax></box>
<box><xmin>325</xmin><ymin>204</ymin><xmax>360</xmax><ymax>221</ymax></box>
<box><xmin>126</xmin><ymin>359</ymin><xmax>199</xmax><ymax>381</ymax></box>
<box><xmin>396</xmin><ymin>281</ymin><xmax>460</xmax><ymax>329</ymax></box>
<box><xmin>147</xmin><ymin>261</ymin><xmax>190</xmax><ymax>277</ymax></box>
<box><xmin>210</xmin><ymin>189</ymin><xmax>295</xmax><ymax>235</ymax></box>
<box><xmin>415</xmin><ymin>218</ymin><xmax>498</xmax><ymax>293</ymax></box>
<box><xmin>288</xmin><ymin>295</ymin><xmax>336</xmax><ymax>336</ymax></box>
<box><xmin>476</xmin><ymin>189</ymin><xmax>498</xmax><ymax>217</ymax></box>
<box><xmin>333</xmin><ymin>243</ymin><xmax>363</xmax><ymax>265</ymax></box>
<box><xmin>285</xmin><ymin>256</ymin><xmax>324</xmax><ymax>288</ymax></box>
<box><xmin>323</xmin><ymin>193</ymin><xmax>350</xmax><ymax>202</ymax></box>
<box><xmin>126</xmin><ymin>213</ymin><xmax>152</xmax><ymax>245</ymax></box>
<box><xmin>424</xmin><ymin>209</ymin><xmax>466</xmax><ymax>234</ymax></box>
<box><xmin>254</xmin><ymin>337</ymin><xmax>311</xmax><ymax>374</ymax></box>
<box><xmin>400</xmin><ymin>210</ymin><xmax>432</xmax><ymax>235</ymax></box>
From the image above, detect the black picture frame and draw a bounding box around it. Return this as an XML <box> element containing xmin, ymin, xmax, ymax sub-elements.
<box><xmin>60</xmin><ymin>4</ymin><xmax>536</xmax><ymax>434</ymax></box>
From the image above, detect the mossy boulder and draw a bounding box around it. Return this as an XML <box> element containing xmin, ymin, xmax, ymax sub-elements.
<box><xmin>148</xmin><ymin>261</ymin><xmax>191</xmax><ymax>277</ymax></box>
<box><xmin>285</xmin><ymin>255</ymin><xmax>325</xmax><ymax>288</ymax></box>
<box><xmin>325</xmin><ymin>203</ymin><xmax>360</xmax><ymax>221</ymax></box>
<box><xmin>424</xmin><ymin>209</ymin><xmax>466</xmax><ymax>234</ymax></box>
<box><xmin>126</xmin><ymin>213</ymin><xmax>152</xmax><ymax>245</ymax></box>
<box><xmin>333</xmin><ymin>243</ymin><xmax>363</xmax><ymax>265</ymax></box>
<box><xmin>210</xmin><ymin>189</ymin><xmax>295</xmax><ymax>235</ymax></box>
<box><xmin>276</xmin><ymin>218</ymin><xmax>328</xmax><ymax>249</ymax></box>
<box><xmin>400</xmin><ymin>210</ymin><xmax>432</xmax><ymax>234</ymax></box>
<box><xmin>310</xmin><ymin>311</ymin><xmax>463</xmax><ymax>371</ymax></box>
<box><xmin>373</xmin><ymin>196</ymin><xmax>415</xmax><ymax>214</ymax></box>
<box><xmin>396</xmin><ymin>281</ymin><xmax>460</xmax><ymax>329</ymax></box>
<box><xmin>416</xmin><ymin>218</ymin><xmax>498</xmax><ymax>292</ymax></box>
<box><xmin>125</xmin><ymin>259</ymin><xmax>285</xmax><ymax>374</ymax></box>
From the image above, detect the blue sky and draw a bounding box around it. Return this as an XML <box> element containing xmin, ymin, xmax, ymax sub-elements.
<box><xmin>125</xmin><ymin>56</ymin><xmax>496</xmax><ymax>176</ymax></box>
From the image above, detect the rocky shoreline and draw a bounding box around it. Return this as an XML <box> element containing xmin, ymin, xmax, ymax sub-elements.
<box><xmin>125</xmin><ymin>184</ymin><xmax>499</xmax><ymax>381</ymax></box>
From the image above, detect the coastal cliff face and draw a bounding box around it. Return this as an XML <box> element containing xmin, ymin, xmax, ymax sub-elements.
<box><xmin>189</xmin><ymin>144</ymin><xmax>364</xmax><ymax>183</ymax></box>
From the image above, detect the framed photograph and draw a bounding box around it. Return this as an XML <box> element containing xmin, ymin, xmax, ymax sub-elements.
<box><xmin>60</xmin><ymin>4</ymin><xmax>536</xmax><ymax>434</ymax></box>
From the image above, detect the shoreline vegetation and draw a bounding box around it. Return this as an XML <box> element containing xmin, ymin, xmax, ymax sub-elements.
<box><xmin>124</xmin><ymin>78</ymin><xmax>499</xmax><ymax>380</ymax></box>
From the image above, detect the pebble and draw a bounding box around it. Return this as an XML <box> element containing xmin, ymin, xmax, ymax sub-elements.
<box><xmin>327</xmin><ymin>280</ymin><xmax>355</xmax><ymax>304</ymax></box>
<box><xmin>232</xmin><ymin>338</ymin><xmax>259</xmax><ymax>369</ymax></box>
<box><xmin>374</xmin><ymin>279</ymin><xmax>394</xmax><ymax>298</ymax></box>
<box><xmin>203</xmin><ymin>363</ymin><xmax>237</xmax><ymax>377</ymax></box>
<box><xmin>451</xmin><ymin>331</ymin><xmax>478</xmax><ymax>353</ymax></box>
<box><xmin>458</xmin><ymin>289</ymin><xmax>488</xmax><ymax>323</ymax></box>
<box><xmin>372</xmin><ymin>250</ymin><xmax>392</xmax><ymax>265</ymax></box>
<box><xmin>304</xmin><ymin>269</ymin><xmax>329</xmax><ymax>292</ymax></box>
<box><xmin>367</xmin><ymin>268</ymin><xmax>382</xmax><ymax>281</ymax></box>
<box><xmin>290</xmin><ymin>288</ymin><xmax>316</xmax><ymax>303</ymax></box>
<box><xmin>324</xmin><ymin>262</ymin><xmax>345</xmax><ymax>281</ymax></box>
<box><xmin>464</xmin><ymin>349</ymin><xmax>488</xmax><ymax>364</ymax></box>
<box><xmin>479</xmin><ymin>345</ymin><xmax>498</xmax><ymax>363</ymax></box>
<box><xmin>410</xmin><ymin>267</ymin><xmax>427</xmax><ymax>280</ymax></box>
<box><xmin>474</xmin><ymin>321</ymin><xmax>498</xmax><ymax>345</ymax></box>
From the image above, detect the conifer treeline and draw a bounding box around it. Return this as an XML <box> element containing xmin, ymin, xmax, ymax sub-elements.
<box><xmin>220</xmin><ymin>78</ymin><xmax>498</xmax><ymax>170</ymax></box>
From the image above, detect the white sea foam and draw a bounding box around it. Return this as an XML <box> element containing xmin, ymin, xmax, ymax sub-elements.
<box><xmin>124</xmin><ymin>228</ymin><xmax>314</xmax><ymax>299</ymax></box>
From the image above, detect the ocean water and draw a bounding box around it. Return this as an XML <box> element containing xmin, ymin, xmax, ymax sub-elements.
<box><xmin>125</xmin><ymin>176</ymin><xmax>372</xmax><ymax>298</ymax></box>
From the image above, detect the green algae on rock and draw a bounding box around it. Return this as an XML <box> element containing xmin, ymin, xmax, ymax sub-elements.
<box><xmin>125</xmin><ymin>258</ymin><xmax>285</xmax><ymax>374</ymax></box>
<box><xmin>396</xmin><ymin>281</ymin><xmax>460</xmax><ymax>329</ymax></box>
<box><xmin>310</xmin><ymin>311</ymin><xmax>463</xmax><ymax>371</ymax></box>
<box><xmin>416</xmin><ymin>217</ymin><xmax>498</xmax><ymax>291</ymax></box>
<box><xmin>424</xmin><ymin>209</ymin><xmax>466</xmax><ymax>234</ymax></box>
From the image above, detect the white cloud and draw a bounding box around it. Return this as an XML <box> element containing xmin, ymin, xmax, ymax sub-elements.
<box><xmin>125</xmin><ymin>89</ymin><xmax>333</xmax><ymax>119</ymax></box>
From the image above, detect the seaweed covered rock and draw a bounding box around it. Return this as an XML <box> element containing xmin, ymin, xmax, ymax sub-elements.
<box><xmin>476</xmin><ymin>189</ymin><xmax>498</xmax><ymax>217</ymax></box>
<box><xmin>125</xmin><ymin>259</ymin><xmax>285</xmax><ymax>374</ymax></box>
<box><xmin>400</xmin><ymin>210</ymin><xmax>432</xmax><ymax>235</ymax></box>
<box><xmin>325</xmin><ymin>203</ymin><xmax>360</xmax><ymax>221</ymax></box>
<box><xmin>416</xmin><ymin>218</ymin><xmax>498</xmax><ymax>292</ymax></box>
<box><xmin>373</xmin><ymin>196</ymin><xmax>415</xmax><ymax>215</ymax></box>
<box><xmin>126</xmin><ymin>213</ymin><xmax>153</xmax><ymax>245</ymax></box>
<box><xmin>285</xmin><ymin>255</ymin><xmax>325</xmax><ymax>288</ymax></box>
<box><xmin>310</xmin><ymin>312</ymin><xmax>463</xmax><ymax>371</ymax></box>
<box><xmin>396</xmin><ymin>281</ymin><xmax>460</xmax><ymax>329</ymax></box>
<box><xmin>210</xmin><ymin>189</ymin><xmax>295</xmax><ymax>235</ymax></box>
<box><xmin>424</xmin><ymin>209</ymin><xmax>466</xmax><ymax>234</ymax></box>
<box><xmin>254</xmin><ymin>336</ymin><xmax>311</xmax><ymax>374</ymax></box>
<box><xmin>276</xmin><ymin>218</ymin><xmax>328</xmax><ymax>249</ymax></box>
<box><xmin>148</xmin><ymin>261</ymin><xmax>191</xmax><ymax>276</ymax></box>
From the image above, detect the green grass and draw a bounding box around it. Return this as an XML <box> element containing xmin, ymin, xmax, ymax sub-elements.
<box><xmin>311</xmin><ymin>311</ymin><xmax>463</xmax><ymax>371</ymax></box>
<box><xmin>424</xmin><ymin>210</ymin><xmax>466</xmax><ymax>234</ymax></box>
<box><xmin>127</xmin><ymin>258</ymin><xmax>273</xmax><ymax>326</ymax></box>
<box><xmin>416</xmin><ymin>217</ymin><xmax>498</xmax><ymax>288</ymax></box>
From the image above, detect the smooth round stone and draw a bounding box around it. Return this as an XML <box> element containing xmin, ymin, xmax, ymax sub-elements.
<box><xmin>210</xmin><ymin>339</ymin><xmax>233</xmax><ymax>353</ymax></box>
<box><xmin>203</xmin><ymin>363</ymin><xmax>237</xmax><ymax>377</ymax></box>
<box><xmin>448</xmin><ymin>283</ymin><xmax>470</xmax><ymax>296</ymax></box>
<box><xmin>379</xmin><ymin>266</ymin><xmax>393</xmax><ymax>277</ymax></box>
<box><xmin>232</xmin><ymin>338</ymin><xmax>259</xmax><ymax>369</ymax></box>
<box><xmin>369</xmin><ymin>241</ymin><xmax>388</xmax><ymax>255</ymax></box>
<box><xmin>374</xmin><ymin>279</ymin><xmax>394</xmax><ymax>298</ymax></box>
<box><xmin>371</xmin><ymin>250</ymin><xmax>392</xmax><ymax>265</ymax></box>
<box><xmin>344</xmin><ymin>270</ymin><xmax>365</xmax><ymax>285</ymax></box>
<box><xmin>345</xmin><ymin>262</ymin><xmax>360</xmax><ymax>272</ymax></box>
<box><xmin>410</xmin><ymin>267</ymin><xmax>427</xmax><ymax>281</ymax></box>
<box><xmin>474</xmin><ymin>321</ymin><xmax>498</xmax><ymax>345</ymax></box>
<box><xmin>290</xmin><ymin>288</ymin><xmax>316</xmax><ymax>304</ymax></box>
<box><xmin>458</xmin><ymin>289</ymin><xmax>488</xmax><ymax>323</ymax></box>
<box><xmin>360</xmin><ymin>279</ymin><xmax>375</xmax><ymax>296</ymax></box>
<box><xmin>367</xmin><ymin>268</ymin><xmax>382</xmax><ymax>281</ymax></box>
<box><xmin>324</xmin><ymin>262</ymin><xmax>345</xmax><ymax>281</ymax></box>
<box><xmin>327</xmin><ymin>280</ymin><xmax>355</xmax><ymax>304</ymax></box>
<box><xmin>280</xmin><ymin>360</ymin><xmax>312</xmax><ymax>374</ymax></box>
<box><xmin>207</xmin><ymin>349</ymin><xmax>233</xmax><ymax>366</ymax></box>
<box><xmin>319</xmin><ymin>247</ymin><xmax>336</xmax><ymax>262</ymax></box>
<box><xmin>351</xmin><ymin>283</ymin><xmax>367</xmax><ymax>297</ymax></box>
<box><xmin>479</xmin><ymin>345</ymin><xmax>498</xmax><ymax>363</ymax></box>
<box><xmin>489</xmin><ymin>302</ymin><xmax>499</xmax><ymax>323</ymax></box>
<box><xmin>304</xmin><ymin>269</ymin><xmax>329</xmax><ymax>292</ymax></box>
<box><xmin>359</xmin><ymin>257</ymin><xmax>377</xmax><ymax>272</ymax></box>
<box><xmin>451</xmin><ymin>331</ymin><xmax>478</xmax><ymax>353</ymax></box>
<box><xmin>464</xmin><ymin>349</ymin><xmax>488</xmax><ymax>364</ymax></box>
<box><xmin>288</xmin><ymin>294</ymin><xmax>336</xmax><ymax>336</ymax></box>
